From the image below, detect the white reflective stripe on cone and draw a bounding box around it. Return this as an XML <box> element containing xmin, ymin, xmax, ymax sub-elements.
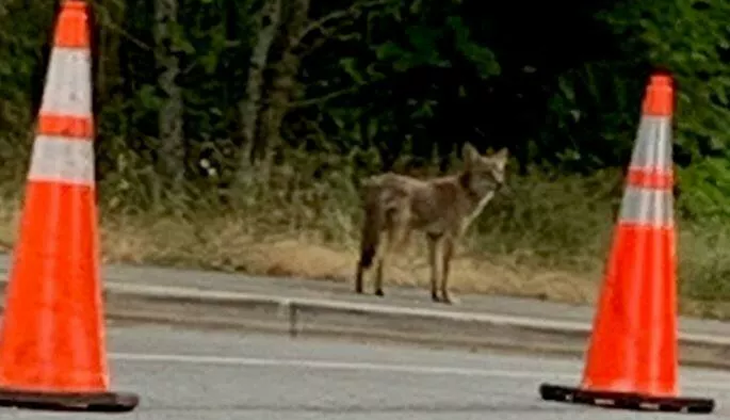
<box><xmin>618</xmin><ymin>186</ymin><xmax>673</xmax><ymax>227</ymax></box>
<box><xmin>28</xmin><ymin>135</ymin><xmax>95</xmax><ymax>186</ymax></box>
<box><xmin>630</xmin><ymin>116</ymin><xmax>673</xmax><ymax>171</ymax></box>
<box><xmin>39</xmin><ymin>47</ymin><xmax>92</xmax><ymax>117</ymax></box>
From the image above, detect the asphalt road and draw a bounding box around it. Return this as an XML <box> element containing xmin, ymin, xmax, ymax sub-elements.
<box><xmin>0</xmin><ymin>323</ymin><xmax>727</xmax><ymax>419</ymax></box>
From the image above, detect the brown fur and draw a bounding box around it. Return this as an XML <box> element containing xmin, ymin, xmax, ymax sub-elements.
<box><xmin>354</xmin><ymin>143</ymin><xmax>509</xmax><ymax>304</ymax></box>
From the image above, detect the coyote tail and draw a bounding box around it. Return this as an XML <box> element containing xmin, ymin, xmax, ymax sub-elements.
<box><xmin>358</xmin><ymin>181</ymin><xmax>383</xmax><ymax>269</ymax></box>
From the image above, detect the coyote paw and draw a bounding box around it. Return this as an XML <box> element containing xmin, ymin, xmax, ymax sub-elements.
<box><xmin>375</xmin><ymin>289</ymin><xmax>385</xmax><ymax>297</ymax></box>
<box><xmin>441</xmin><ymin>295</ymin><xmax>458</xmax><ymax>305</ymax></box>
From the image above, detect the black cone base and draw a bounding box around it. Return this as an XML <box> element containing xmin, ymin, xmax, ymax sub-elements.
<box><xmin>540</xmin><ymin>383</ymin><xmax>714</xmax><ymax>414</ymax></box>
<box><xmin>0</xmin><ymin>388</ymin><xmax>139</xmax><ymax>413</ymax></box>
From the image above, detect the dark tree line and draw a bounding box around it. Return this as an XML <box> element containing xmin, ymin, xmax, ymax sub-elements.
<box><xmin>1</xmin><ymin>0</ymin><xmax>729</xmax><ymax>218</ymax></box>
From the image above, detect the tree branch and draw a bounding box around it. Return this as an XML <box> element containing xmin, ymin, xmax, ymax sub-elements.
<box><xmin>93</xmin><ymin>1</ymin><xmax>152</xmax><ymax>51</ymax></box>
<box><xmin>291</xmin><ymin>0</ymin><xmax>394</xmax><ymax>48</ymax></box>
<box><xmin>288</xmin><ymin>84</ymin><xmax>365</xmax><ymax>109</ymax></box>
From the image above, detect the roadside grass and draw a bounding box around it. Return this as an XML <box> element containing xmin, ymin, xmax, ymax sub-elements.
<box><xmin>0</xmin><ymin>148</ymin><xmax>727</xmax><ymax>319</ymax></box>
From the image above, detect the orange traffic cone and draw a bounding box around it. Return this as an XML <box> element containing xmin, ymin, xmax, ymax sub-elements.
<box><xmin>538</xmin><ymin>72</ymin><xmax>714</xmax><ymax>414</ymax></box>
<box><xmin>0</xmin><ymin>0</ymin><xmax>138</xmax><ymax>412</ymax></box>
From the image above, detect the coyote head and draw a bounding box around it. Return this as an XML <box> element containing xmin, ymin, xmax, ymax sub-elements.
<box><xmin>460</xmin><ymin>142</ymin><xmax>509</xmax><ymax>198</ymax></box>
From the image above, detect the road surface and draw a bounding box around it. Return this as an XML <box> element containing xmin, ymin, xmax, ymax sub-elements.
<box><xmin>0</xmin><ymin>322</ymin><xmax>728</xmax><ymax>419</ymax></box>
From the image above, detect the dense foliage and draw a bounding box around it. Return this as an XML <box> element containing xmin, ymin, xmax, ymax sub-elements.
<box><xmin>1</xmin><ymin>0</ymin><xmax>722</xmax><ymax>196</ymax></box>
<box><xmin>2</xmin><ymin>0</ymin><xmax>730</xmax><ymax>308</ymax></box>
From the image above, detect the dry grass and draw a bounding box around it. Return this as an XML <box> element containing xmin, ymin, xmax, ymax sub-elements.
<box><xmin>98</xmin><ymin>208</ymin><xmax>593</xmax><ymax>302</ymax></box>
<box><xmin>95</xmin><ymin>214</ymin><xmax>730</xmax><ymax>320</ymax></box>
<box><xmin>0</xmin><ymin>155</ymin><xmax>727</xmax><ymax>320</ymax></box>
<box><xmin>100</xmin><ymin>214</ymin><xmax>600</xmax><ymax>304</ymax></box>
<box><xmin>0</xmin><ymin>174</ymin><xmax>601</xmax><ymax>306</ymax></box>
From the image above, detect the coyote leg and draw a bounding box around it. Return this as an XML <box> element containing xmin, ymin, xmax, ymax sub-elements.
<box><xmin>440</xmin><ymin>236</ymin><xmax>456</xmax><ymax>304</ymax></box>
<box><xmin>427</xmin><ymin>234</ymin><xmax>443</xmax><ymax>302</ymax></box>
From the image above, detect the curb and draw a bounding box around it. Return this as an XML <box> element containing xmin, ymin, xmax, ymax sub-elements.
<box><xmin>1</xmin><ymin>279</ymin><xmax>729</xmax><ymax>369</ymax></box>
<box><xmin>99</xmin><ymin>283</ymin><xmax>730</xmax><ymax>370</ymax></box>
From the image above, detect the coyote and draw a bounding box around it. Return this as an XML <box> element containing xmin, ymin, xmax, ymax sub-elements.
<box><xmin>354</xmin><ymin>143</ymin><xmax>508</xmax><ymax>304</ymax></box>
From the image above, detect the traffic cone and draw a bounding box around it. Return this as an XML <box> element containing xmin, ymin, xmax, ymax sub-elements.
<box><xmin>538</xmin><ymin>72</ymin><xmax>714</xmax><ymax>414</ymax></box>
<box><xmin>0</xmin><ymin>0</ymin><xmax>138</xmax><ymax>412</ymax></box>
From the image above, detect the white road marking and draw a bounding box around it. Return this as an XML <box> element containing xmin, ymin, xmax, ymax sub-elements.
<box><xmin>111</xmin><ymin>352</ymin><xmax>567</xmax><ymax>380</ymax></box>
<box><xmin>110</xmin><ymin>352</ymin><xmax>730</xmax><ymax>392</ymax></box>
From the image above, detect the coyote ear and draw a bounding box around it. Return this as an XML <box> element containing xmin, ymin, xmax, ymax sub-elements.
<box><xmin>491</xmin><ymin>148</ymin><xmax>509</xmax><ymax>170</ymax></box>
<box><xmin>462</xmin><ymin>142</ymin><xmax>480</xmax><ymax>166</ymax></box>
